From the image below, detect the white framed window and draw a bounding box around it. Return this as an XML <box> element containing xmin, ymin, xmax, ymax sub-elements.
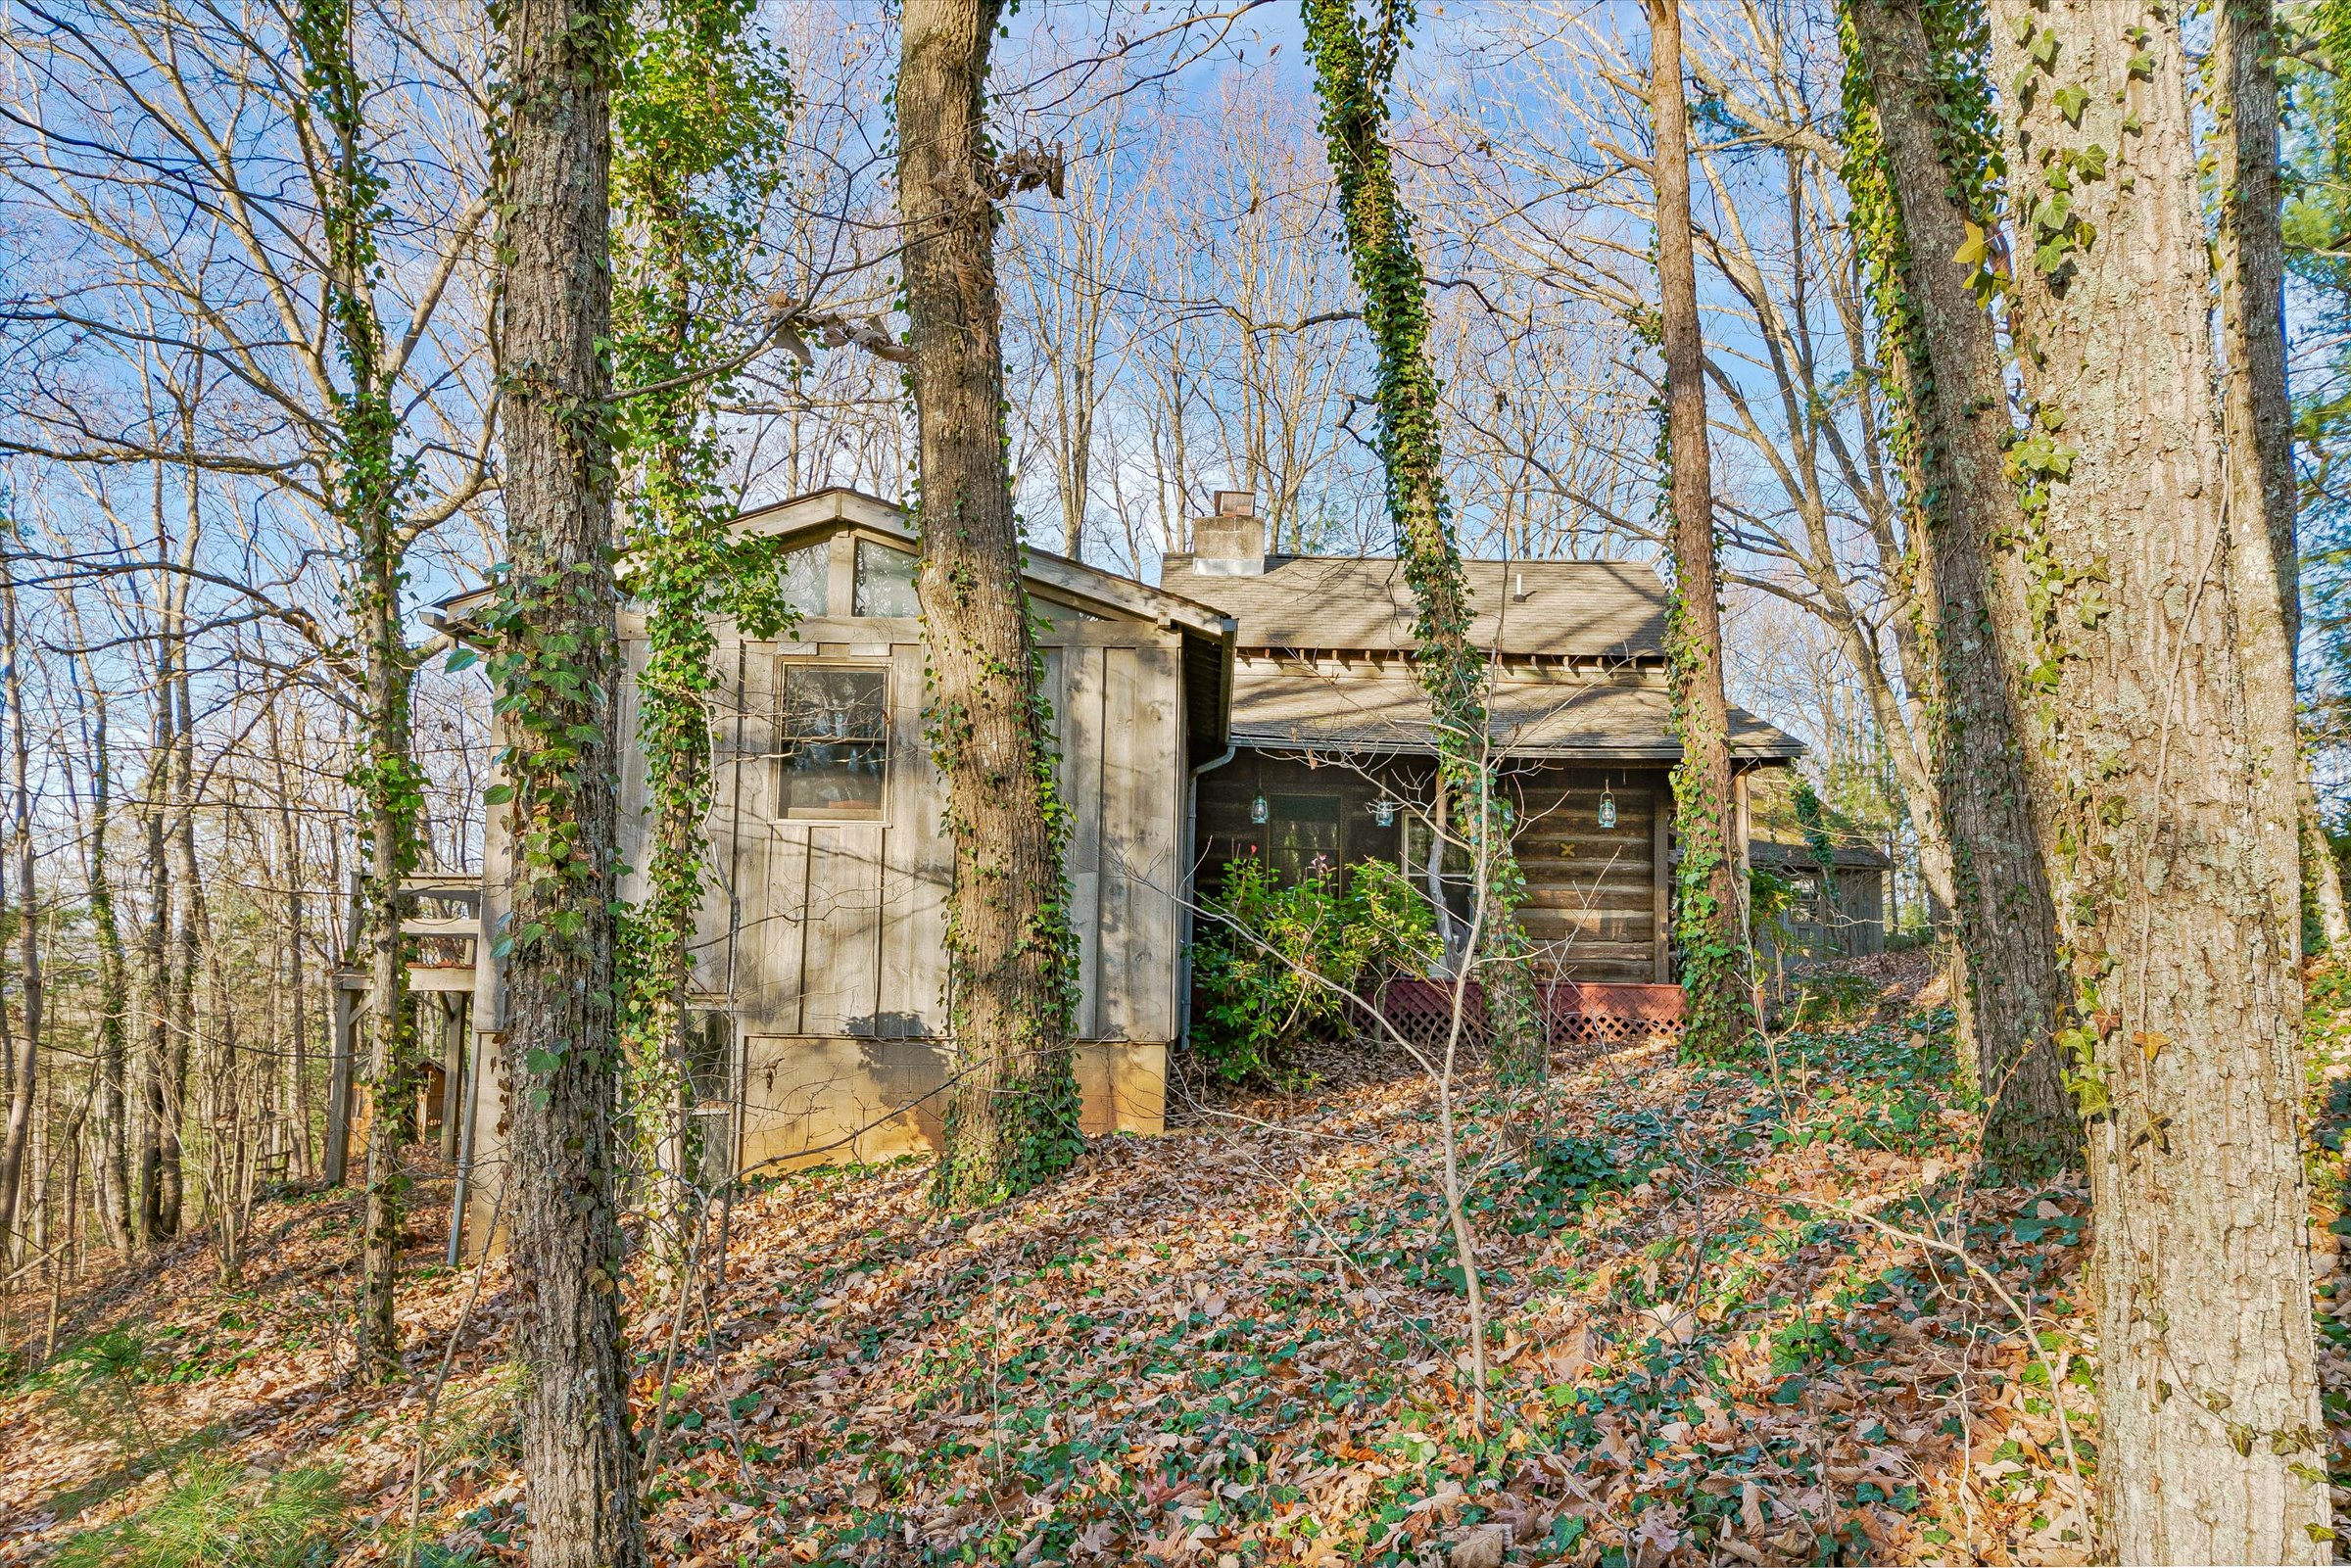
<box><xmin>777</xmin><ymin>663</ymin><xmax>888</xmax><ymax>822</ymax></box>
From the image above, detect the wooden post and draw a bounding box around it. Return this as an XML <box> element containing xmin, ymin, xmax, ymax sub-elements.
<box><xmin>1651</xmin><ymin>786</ymin><xmax>1671</xmax><ymax>983</ymax></box>
<box><xmin>324</xmin><ymin>983</ymin><xmax>354</xmax><ymax>1187</ymax></box>
<box><xmin>438</xmin><ymin>994</ymin><xmax>463</xmax><ymax>1160</ymax></box>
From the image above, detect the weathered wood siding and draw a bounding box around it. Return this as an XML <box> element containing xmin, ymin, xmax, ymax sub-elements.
<box><xmin>696</xmin><ymin>621</ymin><xmax>1186</xmax><ymax>1049</ymax></box>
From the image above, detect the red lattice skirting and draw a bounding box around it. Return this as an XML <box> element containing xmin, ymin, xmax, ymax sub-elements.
<box><xmin>1360</xmin><ymin>978</ymin><xmax>1686</xmax><ymax>1058</ymax></box>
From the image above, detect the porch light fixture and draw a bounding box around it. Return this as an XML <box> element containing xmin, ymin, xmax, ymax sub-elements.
<box><xmin>1598</xmin><ymin>782</ymin><xmax>1618</xmax><ymax>830</ymax></box>
<box><xmin>1251</xmin><ymin>792</ymin><xmax>1270</xmax><ymax>824</ymax></box>
<box><xmin>1369</xmin><ymin>797</ymin><xmax>1398</xmax><ymax>828</ymax></box>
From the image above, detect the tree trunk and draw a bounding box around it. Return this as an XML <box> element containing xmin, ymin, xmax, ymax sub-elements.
<box><xmin>897</xmin><ymin>0</ymin><xmax>1084</xmax><ymax>1208</ymax></box>
<box><xmin>1981</xmin><ymin>3</ymin><xmax>2327</xmax><ymax>1556</ymax></box>
<box><xmin>1301</xmin><ymin>0</ymin><xmax>1545</xmax><ymax>1079</ymax></box>
<box><xmin>1843</xmin><ymin>0</ymin><xmax>2076</xmax><ymax>1173</ymax></box>
<box><xmin>0</xmin><ymin>544</ymin><xmax>36</xmax><ymax>1246</ymax></box>
<box><xmin>2211</xmin><ymin>0</ymin><xmax>2348</xmax><ymax>954</ymax></box>
<box><xmin>134</xmin><ymin>636</ymin><xmax>173</xmax><ymax>1249</ymax></box>
<box><xmin>72</xmin><ymin>635</ymin><xmax>132</xmax><ymax>1253</ymax></box>
<box><xmin>355</xmin><ymin>616</ymin><xmax>415</xmax><ymax>1380</ymax></box>
<box><xmin>290</xmin><ymin>0</ymin><xmax>425</xmax><ymax>1374</ymax></box>
<box><xmin>271</xmin><ymin>716</ymin><xmax>312</xmax><ymax>1180</ymax></box>
<box><xmin>2306</xmin><ymin>774</ymin><xmax>2351</xmax><ymax>950</ymax></box>
<box><xmin>491</xmin><ymin>0</ymin><xmax>645</xmax><ymax>1548</ymax></box>
<box><xmin>1648</xmin><ymin>0</ymin><xmax>1752</xmax><ymax>1056</ymax></box>
<box><xmin>164</xmin><ymin>640</ymin><xmax>201</xmax><ymax>1238</ymax></box>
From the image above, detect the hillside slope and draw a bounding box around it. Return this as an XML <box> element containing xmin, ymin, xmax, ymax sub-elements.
<box><xmin>6</xmin><ymin>964</ymin><xmax>2345</xmax><ymax>1565</ymax></box>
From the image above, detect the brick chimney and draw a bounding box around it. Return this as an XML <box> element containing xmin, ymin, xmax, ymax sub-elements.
<box><xmin>1188</xmin><ymin>490</ymin><xmax>1264</xmax><ymax>576</ymax></box>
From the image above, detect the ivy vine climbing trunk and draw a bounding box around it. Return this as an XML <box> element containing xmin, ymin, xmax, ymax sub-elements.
<box><xmin>1647</xmin><ymin>0</ymin><xmax>1751</xmax><ymax>1058</ymax></box>
<box><xmin>1300</xmin><ymin>0</ymin><xmax>1543</xmax><ymax>1081</ymax></box>
<box><xmin>292</xmin><ymin>0</ymin><xmax>427</xmax><ymax>1380</ymax></box>
<box><xmin>1981</xmin><ymin>2</ymin><xmax>2327</xmax><ymax>1556</ymax></box>
<box><xmin>489</xmin><ymin>0</ymin><xmax>647</xmax><ymax>1547</ymax></box>
<box><xmin>896</xmin><ymin>0</ymin><xmax>1083</xmax><ymax>1208</ymax></box>
<box><xmin>1841</xmin><ymin>0</ymin><xmax>2075</xmax><ymax>1173</ymax></box>
<box><xmin>610</xmin><ymin>0</ymin><xmax>791</xmax><ymax>1275</ymax></box>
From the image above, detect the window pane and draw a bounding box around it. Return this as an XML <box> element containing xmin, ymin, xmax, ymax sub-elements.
<box><xmin>781</xmin><ymin>667</ymin><xmax>887</xmax><ymax>741</ymax></box>
<box><xmin>783</xmin><ymin>740</ymin><xmax>886</xmax><ymax>818</ymax></box>
<box><xmin>683</xmin><ymin>1009</ymin><xmax>732</xmax><ymax>1104</ymax></box>
<box><xmin>1268</xmin><ymin>793</ymin><xmax>1342</xmax><ymax>884</ymax></box>
<box><xmin>854</xmin><ymin>540</ymin><xmax>922</xmax><ymax>616</ymax></box>
<box><xmin>779</xmin><ymin>544</ymin><xmax>829</xmax><ymax>618</ymax></box>
<box><xmin>779</xmin><ymin>666</ymin><xmax>888</xmax><ymax>820</ymax></box>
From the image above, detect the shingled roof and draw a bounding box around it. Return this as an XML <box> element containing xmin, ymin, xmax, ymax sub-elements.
<box><xmin>1226</xmin><ymin>663</ymin><xmax>1802</xmax><ymax>762</ymax></box>
<box><xmin>1163</xmin><ymin>550</ymin><xmax>1802</xmax><ymax>764</ymax></box>
<box><xmin>1162</xmin><ymin>554</ymin><xmax>1668</xmax><ymax>659</ymax></box>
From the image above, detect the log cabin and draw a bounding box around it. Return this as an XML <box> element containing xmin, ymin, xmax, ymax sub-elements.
<box><xmin>1168</xmin><ymin>496</ymin><xmax>1801</xmax><ymax>991</ymax></box>
<box><xmin>327</xmin><ymin>488</ymin><xmax>1804</xmax><ymax>1255</ymax></box>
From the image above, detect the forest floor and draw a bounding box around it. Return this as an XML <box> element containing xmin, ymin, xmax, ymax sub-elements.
<box><xmin>4</xmin><ymin>953</ymin><xmax>2351</xmax><ymax>1567</ymax></box>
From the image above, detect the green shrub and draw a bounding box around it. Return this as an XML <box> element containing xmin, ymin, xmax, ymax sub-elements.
<box><xmin>54</xmin><ymin>1460</ymin><xmax>347</xmax><ymax>1568</ymax></box>
<box><xmin>1190</xmin><ymin>857</ymin><xmax>1439</xmax><ymax>1081</ymax></box>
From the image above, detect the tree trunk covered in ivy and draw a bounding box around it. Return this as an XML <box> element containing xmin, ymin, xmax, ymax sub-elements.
<box><xmin>1647</xmin><ymin>0</ymin><xmax>1751</xmax><ymax>1058</ymax></box>
<box><xmin>610</xmin><ymin>0</ymin><xmax>791</xmax><ymax>1271</ymax></box>
<box><xmin>293</xmin><ymin>0</ymin><xmax>426</xmax><ymax>1379</ymax></box>
<box><xmin>898</xmin><ymin>0</ymin><xmax>1083</xmax><ymax>1208</ymax></box>
<box><xmin>1841</xmin><ymin>0</ymin><xmax>2075</xmax><ymax>1174</ymax></box>
<box><xmin>1982</xmin><ymin>2</ymin><xmax>2327</xmax><ymax>1556</ymax></box>
<box><xmin>489</xmin><ymin>0</ymin><xmax>646</xmax><ymax>1547</ymax></box>
<box><xmin>1301</xmin><ymin>0</ymin><xmax>1543</xmax><ymax>1080</ymax></box>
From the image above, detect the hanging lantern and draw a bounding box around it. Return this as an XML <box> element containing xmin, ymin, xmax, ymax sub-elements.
<box><xmin>1598</xmin><ymin>782</ymin><xmax>1618</xmax><ymax>831</ymax></box>
<box><xmin>1251</xmin><ymin>793</ymin><xmax>1270</xmax><ymax>824</ymax></box>
<box><xmin>1370</xmin><ymin>798</ymin><xmax>1398</xmax><ymax>828</ymax></box>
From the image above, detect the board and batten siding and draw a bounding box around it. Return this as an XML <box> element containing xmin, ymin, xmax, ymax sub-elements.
<box><xmin>696</xmin><ymin>617</ymin><xmax>1184</xmax><ymax>1171</ymax></box>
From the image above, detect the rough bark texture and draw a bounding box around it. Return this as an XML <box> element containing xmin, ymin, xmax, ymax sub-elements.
<box><xmin>2308</xmin><ymin>775</ymin><xmax>2351</xmax><ymax>948</ymax></box>
<box><xmin>1648</xmin><ymin>0</ymin><xmax>1752</xmax><ymax>1055</ymax></box>
<box><xmin>1983</xmin><ymin>2</ymin><xmax>2327</xmax><ymax>1556</ymax></box>
<box><xmin>492</xmin><ymin>0</ymin><xmax>646</xmax><ymax>1550</ymax></box>
<box><xmin>356</xmin><ymin>608</ymin><xmax>415</xmax><ymax>1380</ymax></box>
<box><xmin>1844</xmin><ymin>0</ymin><xmax>2076</xmax><ymax>1173</ymax></box>
<box><xmin>2212</xmin><ymin>0</ymin><xmax>2350</xmax><ymax>953</ymax></box>
<box><xmin>2216</xmin><ymin>0</ymin><xmax>2298</xmax><ymax>636</ymax></box>
<box><xmin>897</xmin><ymin>0</ymin><xmax>1085</xmax><ymax>1210</ymax></box>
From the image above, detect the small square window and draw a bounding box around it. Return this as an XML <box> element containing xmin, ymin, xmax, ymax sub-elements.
<box><xmin>779</xmin><ymin>665</ymin><xmax>888</xmax><ymax>820</ymax></box>
<box><xmin>853</xmin><ymin>540</ymin><xmax>922</xmax><ymax>617</ymax></box>
<box><xmin>1267</xmin><ymin>793</ymin><xmax>1342</xmax><ymax>884</ymax></box>
<box><xmin>777</xmin><ymin>543</ymin><xmax>830</xmax><ymax>619</ymax></box>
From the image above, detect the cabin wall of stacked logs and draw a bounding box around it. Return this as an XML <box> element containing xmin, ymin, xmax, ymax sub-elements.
<box><xmin>1192</xmin><ymin>752</ymin><xmax>1675</xmax><ymax>984</ymax></box>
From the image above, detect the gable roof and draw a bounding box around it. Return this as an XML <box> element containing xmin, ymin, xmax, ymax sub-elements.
<box><xmin>1747</xmin><ymin>769</ymin><xmax>1894</xmax><ymax>866</ymax></box>
<box><xmin>1162</xmin><ymin>554</ymin><xmax>1668</xmax><ymax>659</ymax></box>
<box><xmin>432</xmin><ymin>486</ymin><xmax>1235</xmax><ymax>644</ymax></box>
<box><xmin>743</xmin><ymin>489</ymin><xmax>1233</xmax><ymax>640</ymax></box>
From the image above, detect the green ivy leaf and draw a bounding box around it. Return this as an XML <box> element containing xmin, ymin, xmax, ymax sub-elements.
<box><xmin>2054</xmin><ymin>85</ymin><xmax>2088</xmax><ymax>126</ymax></box>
